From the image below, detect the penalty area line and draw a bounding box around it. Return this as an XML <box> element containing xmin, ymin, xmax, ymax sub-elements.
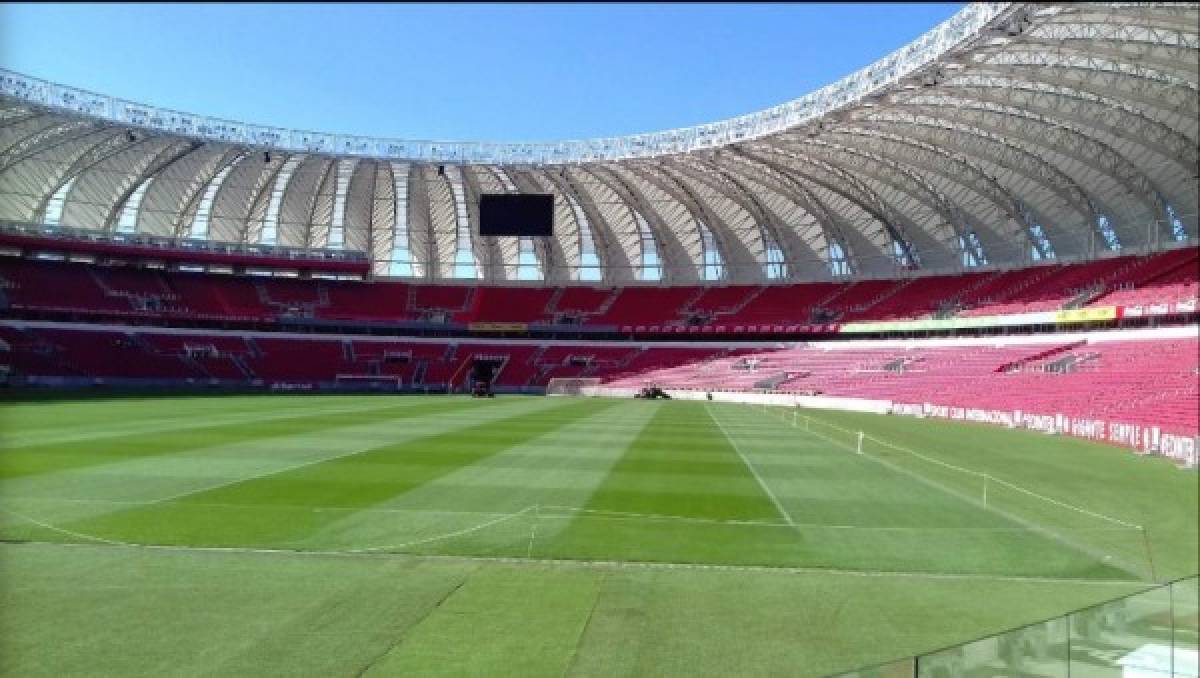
<box><xmin>787</xmin><ymin>412</ymin><xmax>1152</xmax><ymax>583</ymax></box>
<box><xmin>0</xmin><ymin>540</ymin><xmax>1147</xmax><ymax>588</ymax></box>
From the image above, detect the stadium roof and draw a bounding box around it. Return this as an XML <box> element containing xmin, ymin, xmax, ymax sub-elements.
<box><xmin>0</xmin><ymin>2</ymin><xmax>1196</xmax><ymax>282</ymax></box>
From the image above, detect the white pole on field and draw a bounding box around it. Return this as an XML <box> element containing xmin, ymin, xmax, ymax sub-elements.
<box><xmin>983</xmin><ymin>474</ymin><xmax>989</xmax><ymax>507</ymax></box>
<box><xmin>857</xmin><ymin>431</ymin><xmax>864</xmax><ymax>455</ymax></box>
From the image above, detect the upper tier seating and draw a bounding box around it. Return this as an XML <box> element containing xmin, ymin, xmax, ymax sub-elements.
<box><xmin>839</xmin><ymin>273</ymin><xmax>991</xmax><ymax>322</ymax></box>
<box><xmin>1088</xmin><ymin>248</ymin><xmax>1199</xmax><ymax>310</ymax></box>
<box><xmin>164</xmin><ymin>273</ymin><xmax>272</xmax><ymax>320</ymax></box>
<box><xmin>590</xmin><ymin>287</ymin><xmax>702</xmax><ymax>328</ymax></box>
<box><xmin>956</xmin><ymin>251</ymin><xmax>1194</xmax><ymax>317</ymax></box>
<box><xmin>685</xmin><ymin>287</ymin><xmax>757</xmax><ymax>320</ymax></box>
<box><xmin>412</xmin><ymin>285</ymin><xmax>473</xmax><ymax>312</ymax></box>
<box><xmin>0</xmin><ymin>259</ymin><xmax>136</xmax><ymax>315</ymax></box>
<box><xmin>548</xmin><ymin>287</ymin><xmax>617</xmax><ymax>316</ymax></box>
<box><xmin>725</xmin><ymin>283</ymin><xmax>842</xmax><ymax>327</ymax></box>
<box><xmin>2</xmin><ymin>246</ymin><xmax>1196</xmax><ymax>329</ymax></box>
<box><xmin>469</xmin><ymin>287</ymin><xmax>556</xmax><ymax>323</ymax></box>
<box><xmin>320</xmin><ymin>281</ymin><xmax>414</xmax><ymax>321</ymax></box>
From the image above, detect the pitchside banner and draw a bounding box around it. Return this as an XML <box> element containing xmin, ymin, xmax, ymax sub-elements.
<box><xmin>838</xmin><ymin>304</ymin><xmax>1163</xmax><ymax>334</ymax></box>
<box><xmin>893</xmin><ymin>401</ymin><xmax>1197</xmax><ymax>469</ymax></box>
<box><xmin>1122</xmin><ymin>299</ymin><xmax>1196</xmax><ymax>317</ymax></box>
<box><xmin>1054</xmin><ymin>306</ymin><xmax>1119</xmax><ymax>323</ymax></box>
<box><xmin>468</xmin><ymin>322</ymin><xmax>529</xmax><ymax>332</ymax></box>
<box><xmin>840</xmin><ymin>311</ymin><xmax>1059</xmax><ymax>334</ymax></box>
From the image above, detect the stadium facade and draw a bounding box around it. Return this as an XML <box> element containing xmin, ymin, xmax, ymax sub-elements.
<box><xmin>0</xmin><ymin>2</ymin><xmax>1196</xmax><ymax>283</ymax></box>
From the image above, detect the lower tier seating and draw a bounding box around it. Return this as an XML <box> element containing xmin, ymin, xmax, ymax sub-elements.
<box><xmin>2</xmin><ymin>324</ymin><xmax>1194</xmax><ymax>438</ymax></box>
<box><xmin>601</xmin><ymin>337</ymin><xmax>1198</xmax><ymax>436</ymax></box>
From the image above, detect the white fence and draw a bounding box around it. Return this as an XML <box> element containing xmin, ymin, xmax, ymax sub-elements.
<box><xmin>575</xmin><ymin>385</ymin><xmax>892</xmax><ymax>414</ymax></box>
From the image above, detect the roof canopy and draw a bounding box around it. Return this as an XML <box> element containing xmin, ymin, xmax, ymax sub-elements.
<box><xmin>0</xmin><ymin>2</ymin><xmax>1196</xmax><ymax>282</ymax></box>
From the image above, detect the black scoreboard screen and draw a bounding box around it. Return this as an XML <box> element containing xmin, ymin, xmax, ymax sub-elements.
<box><xmin>479</xmin><ymin>194</ymin><xmax>554</xmax><ymax>237</ymax></box>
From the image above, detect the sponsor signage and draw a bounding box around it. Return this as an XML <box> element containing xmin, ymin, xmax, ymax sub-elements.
<box><xmin>1122</xmin><ymin>299</ymin><xmax>1198</xmax><ymax>317</ymax></box>
<box><xmin>892</xmin><ymin>401</ymin><xmax>1196</xmax><ymax>468</ymax></box>
<box><xmin>834</xmin><ymin>299</ymin><xmax>1198</xmax><ymax>334</ymax></box>
<box><xmin>1055</xmin><ymin>306</ymin><xmax>1118</xmax><ymax>323</ymax></box>
<box><xmin>840</xmin><ymin>311</ymin><xmax>1058</xmax><ymax>334</ymax></box>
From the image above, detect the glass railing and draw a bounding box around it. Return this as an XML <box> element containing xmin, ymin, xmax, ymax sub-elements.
<box><xmin>831</xmin><ymin>575</ymin><xmax>1198</xmax><ymax>677</ymax></box>
<box><xmin>0</xmin><ymin>221</ymin><xmax>369</xmax><ymax>262</ymax></box>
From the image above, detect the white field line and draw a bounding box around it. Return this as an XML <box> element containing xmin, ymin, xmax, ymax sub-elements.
<box><xmin>148</xmin><ymin>443</ymin><xmax>409</xmax><ymax>506</ymax></box>
<box><xmin>526</xmin><ymin>504</ymin><xmax>539</xmax><ymax>558</ymax></box>
<box><xmin>0</xmin><ymin>497</ymin><xmax>1139</xmax><ymax>533</ymax></box>
<box><xmin>787</xmin><ymin>411</ymin><xmax>1150</xmax><ymax>581</ymax></box>
<box><xmin>0</xmin><ymin>399</ymin><xmax>603</xmax><ymax>556</ymax></box>
<box><xmin>105</xmin><ymin>398</ymin><xmax>556</xmax><ymax>507</ymax></box>
<box><xmin>1</xmin><ymin>496</ymin><xmax>519</xmax><ymax>518</ymax></box>
<box><xmin>0</xmin><ymin>506</ymin><xmax>131</xmax><ymax>547</ymax></box>
<box><xmin>536</xmin><ymin>505</ymin><xmax>1137</xmax><ymax>532</ymax></box>
<box><xmin>0</xmin><ymin>401</ymin><xmax>572</xmax><ymax>552</ymax></box>
<box><xmin>342</xmin><ymin>507</ymin><xmax>537</xmax><ymax>554</ymax></box>
<box><xmin>0</xmin><ymin>540</ymin><xmax>1147</xmax><ymax>588</ymax></box>
<box><xmin>0</xmin><ymin>503</ymin><xmax>537</xmax><ymax>554</ymax></box>
<box><xmin>0</xmin><ymin>400</ymin><xmax>1154</xmax><ymax>585</ymax></box>
<box><xmin>806</xmin><ymin>414</ymin><xmax>1138</xmax><ymax>529</ymax></box>
<box><xmin>706</xmin><ymin>404</ymin><xmax>796</xmax><ymax>526</ymax></box>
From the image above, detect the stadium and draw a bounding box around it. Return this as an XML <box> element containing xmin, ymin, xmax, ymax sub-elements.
<box><xmin>0</xmin><ymin>2</ymin><xmax>1197</xmax><ymax>676</ymax></box>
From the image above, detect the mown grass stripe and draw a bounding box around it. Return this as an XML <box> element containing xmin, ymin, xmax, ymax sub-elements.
<box><xmin>0</xmin><ymin>395</ymin><xmax>431</xmax><ymax>449</ymax></box>
<box><xmin>0</xmin><ymin>540</ymin><xmax>1156</xmax><ymax>678</ymax></box>
<box><xmin>0</xmin><ymin>398</ymin><xmax>562</xmax><ymax>537</ymax></box>
<box><xmin>533</xmin><ymin>402</ymin><xmax>803</xmax><ymax>567</ymax></box>
<box><xmin>706</xmin><ymin>403</ymin><xmax>795</xmax><ymax>526</ymax></box>
<box><xmin>60</xmin><ymin>399</ymin><xmax>614</xmax><ymax>548</ymax></box>
<box><xmin>568</xmin><ymin>402</ymin><xmax>785</xmax><ymax>521</ymax></box>
<box><xmin>0</xmin><ymin>398</ymin><xmax>489</xmax><ymax>479</ymax></box>
<box><xmin>359</xmin><ymin>566</ymin><xmax>603</xmax><ymax>677</ymax></box>
<box><xmin>300</xmin><ymin>400</ymin><xmax>660</xmax><ymax>553</ymax></box>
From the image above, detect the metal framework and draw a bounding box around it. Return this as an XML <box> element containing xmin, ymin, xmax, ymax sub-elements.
<box><xmin>0</xmin><ymin>2</ymin><xmax>1195</xmax><ymax>282</ymax></box>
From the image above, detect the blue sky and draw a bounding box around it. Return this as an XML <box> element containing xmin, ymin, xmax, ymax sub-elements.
<box><xmin>0</xmin><ymin>3</ymin><xmax>965</xmax><ymax>142</ymax></box>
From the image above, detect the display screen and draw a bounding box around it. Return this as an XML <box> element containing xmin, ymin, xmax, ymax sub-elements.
<box><xmin>479</xmin><ymin>194</ymin><xmax>554</xmax><ymax>237</ymax></box>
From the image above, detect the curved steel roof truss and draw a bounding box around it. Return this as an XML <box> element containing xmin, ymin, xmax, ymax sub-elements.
<box><xmin>0</xmin><ymin>2</ymin><xmax>1194</xmax><ymax>282</ymax></box>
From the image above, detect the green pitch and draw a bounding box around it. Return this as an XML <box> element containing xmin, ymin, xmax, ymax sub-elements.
<box><xmin>1</xmin><ymin>394</ymin><xmax>1195</xmax><ymax>676</ymax></box>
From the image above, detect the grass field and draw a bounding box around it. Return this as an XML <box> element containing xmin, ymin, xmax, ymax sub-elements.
<box><xmin>1</xmin><ymin>393</ymin><xmax>1195</xmax><ymax>676</ymax></box>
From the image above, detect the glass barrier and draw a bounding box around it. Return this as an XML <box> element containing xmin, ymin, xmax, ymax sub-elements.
<box><xmin>1173</xmin><ymin>577</ymin><xmax>1200</xmax><ymax>677</ymax></box>
<box><xmin>917</xmin><ymin>617</ymin><xmax>1070</xmax><ymax>677</ymax></box>
<box><xmin>830</xmin><ymin>576</ymin><xmax>1197</xmax><ymax>678</ymax></box>
<box><xmin>1069</xmin><ymin>583</ymin><xmax>1170</xmax><ymax>676</ymax></box>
